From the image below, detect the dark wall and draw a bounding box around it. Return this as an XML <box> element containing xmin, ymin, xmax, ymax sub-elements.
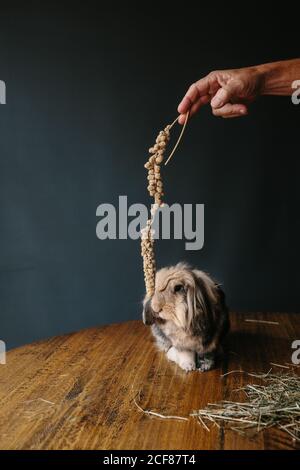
<box><xmin>0</xmin><ymin>3</ymin><xmax>299</xmax><ymax>348</ymax></box>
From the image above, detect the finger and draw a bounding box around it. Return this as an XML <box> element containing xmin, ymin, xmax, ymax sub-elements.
<box><xmin>177</xmin><ymin>83</ymin><xmax>200</xmax><ymax>114</ymax></box>
<box><xmin>211</xmin><ymin>103</ymin><xmax>248</xmax><ymax>118</ymax></box>
<box><xmin>178</xmin><ymin>94</ymin><xmax>211</xmax><ymax>124</ymax></box>
<box><xmin>194</xmin><ymin>74</ymin><xmax>220</xmax><ymax>97</ymax></box>
<box><xmin>223</xmin><ymin>112</ymin><xmax>246</xmax><ymax>119</ymax></box>
<box><xmin>177</xmin><ymin>75</ymin><xmax>216</xmax><ymax>114</ymax></box>
<box><xmin>191</xmin><ymin>94</ymin><xmax>211</xmax><ymax>112</ymax></box>
<box><xmin>210</xmin><ymin>87</ymin><xmax>232</xmax><ymax>109</ymax></box>
<box><xmin>178</xmin><ymin>113</ymin><xmax>187</xmax><ymax>125</ymax></box>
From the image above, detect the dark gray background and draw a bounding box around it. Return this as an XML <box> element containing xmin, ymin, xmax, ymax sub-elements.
<box><xmin>0</xmin><ymin>3</ymin><xmax>299</xmax><ymax>348</ymax></box>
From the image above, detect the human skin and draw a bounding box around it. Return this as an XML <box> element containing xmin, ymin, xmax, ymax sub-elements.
<box><xmin>177</xmin><ymin>59</ymin><xmax>300</xmax><ymax>122</ymax></box>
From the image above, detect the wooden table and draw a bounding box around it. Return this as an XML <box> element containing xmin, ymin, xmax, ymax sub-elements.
<box><xmin>0</xmin><ymin>313</ymin><xmax>299</xmax><ymax>450</ymax></box>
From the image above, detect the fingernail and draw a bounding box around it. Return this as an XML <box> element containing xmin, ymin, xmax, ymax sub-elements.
<box><xmin>240</xmin><ymin>109</ymin><xmax>246</xmax><ymax>114</ymax></box>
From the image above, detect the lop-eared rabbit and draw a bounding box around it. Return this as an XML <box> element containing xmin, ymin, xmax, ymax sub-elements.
<box><xmin>143</xmin><ymin>263</ymin><xmax>229</xmax><ymax>372</ymax></box>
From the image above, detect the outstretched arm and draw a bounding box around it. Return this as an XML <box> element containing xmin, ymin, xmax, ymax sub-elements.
<box><xmin>178</xmin><ymin>58</ymin><xmax>300</xmax><ymax>122</ymax></box>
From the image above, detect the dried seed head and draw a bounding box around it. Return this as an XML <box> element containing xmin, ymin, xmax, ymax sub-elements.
<box><xmin>142</xmin><ymin>120</ymin><xmax>177</xmax><ymax>296</ymax></box>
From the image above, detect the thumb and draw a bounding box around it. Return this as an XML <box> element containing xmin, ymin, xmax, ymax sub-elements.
<box><xmin>210</xmin><ymin>87</ymin><xmax>232</xmax><ymax>109</ymax></box>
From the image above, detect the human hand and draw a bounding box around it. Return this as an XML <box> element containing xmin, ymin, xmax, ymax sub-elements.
<box><xmin>178</xmin><ymin>66</ymin><xmax>264</xmax><ymax>122</ymax></box>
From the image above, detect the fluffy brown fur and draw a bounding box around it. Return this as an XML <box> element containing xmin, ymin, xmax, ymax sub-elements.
<box><xmin>142</xmin><ymin>262</ymin><xmax>229</xmax><ymax>372</ymax></box>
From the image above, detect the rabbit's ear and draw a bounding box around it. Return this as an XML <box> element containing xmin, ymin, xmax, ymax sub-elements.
<box><xmin>191</xmin><ymin>269</ymin><xmax>230</xmax><ymax>348</ymax></box>
<box><xmin>186</xmin><ymin>280</ymin><xmax>198</xmax><ymax>331</ymax></box>
<box><xmin>187</xmin><ymin>273</ymin><xmax>212</xmax><ymax>336</ymax></box>
<box><xmin>213</xmin><ymin>284</ymin><xmax>230</xmax><ymax>343</ymax></box>
<box><xmin>142</xmin><ymin>298</ymin><xmax>155</xmax><ymax>325</ymax></box>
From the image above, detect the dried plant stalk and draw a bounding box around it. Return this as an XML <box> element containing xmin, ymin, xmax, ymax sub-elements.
<box><xmin>133</xmin><ymin>396</ymin><xmax>188</xmax><ymax>422</ymax></box>
<box><xmin>141</xmin><ymin>113</ymin><xmax>189</xmax><ymax>297</ymax></box>
<box><xmin>245</xmin><ymin>319</ymin><xmax>280</xmax><ymax>325</ymax></box>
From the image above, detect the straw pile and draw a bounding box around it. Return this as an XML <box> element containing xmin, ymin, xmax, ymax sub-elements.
<box><xmin>192</xmin><ymin>370</ymin><xmax>300</xmax><ymax>442</ymax></box>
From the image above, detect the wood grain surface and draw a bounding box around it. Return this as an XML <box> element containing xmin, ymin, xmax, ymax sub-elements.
<box><xmin>0</xmin><ymin>313</ymin><xmax>299</xmax><ymax>450</ymax></box>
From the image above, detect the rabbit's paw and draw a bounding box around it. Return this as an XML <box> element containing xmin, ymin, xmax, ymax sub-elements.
<box><xmin>167</xmin><ymin>347</ymin><xmax>196</xmax><ymax>372</ymax></box>
<box><xmin>179</xmin><ymin>358</ymin><xmax>196</xmax><ymax>372</ymax></box>
<box><xmin>197</xmin><ymin>353</ymin><xmax>215</xmax><ymax>372</ymax></box>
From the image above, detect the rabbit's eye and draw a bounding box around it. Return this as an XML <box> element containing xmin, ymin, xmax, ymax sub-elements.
<box><xmin>174</xmin><ymin>284</ymin><xmax>184</xmax><ymax>293</ymax></box>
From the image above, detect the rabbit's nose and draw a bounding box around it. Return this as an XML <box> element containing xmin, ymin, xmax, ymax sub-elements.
<box><xmin>151</xmin><ymin>300</ymin><xmax>162</xmax><ymax>314</ymax></box>
<box><xmin>154</xmin><ymin>308</ymin><xmax>163</xmax><ymax>316</ymax></box>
